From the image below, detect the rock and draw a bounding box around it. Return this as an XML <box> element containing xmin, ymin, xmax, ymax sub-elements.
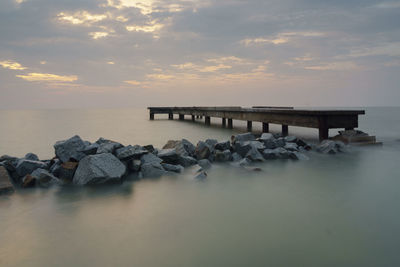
<box><xmin>54</xmin><ymin>135</ymin><xmax>87</xmax><ymax>163</ymax></box>
<box><xmin>73</xmin><ymin>153</ymin><xmax>126</xmax><ymax>185</ymax></box>
<box><xmin>140</xmin><ymin>153</ymin><xmax>163</xmax><ymax>165</ymax></box>
<box><xmin>162</xmin><ymin>163</ymin><xmax>184</xmax><ymax>173</ymax></box>
<box><xmin>128</xmin><ymin>159</ymin><xmax>141</xmax><ymax>172</ymax></box>
<box><xmin>233</xmin><ymin>142</ymin><xmax>252</xmax><ymax>157</ymax></box>
<box><xmin>59</xmin><ymin>161</ymin><xmax>79</xmax><ymax>181</ymax></box>
<box><xmin>79</xmin><ymin>143</ymin><xmax>99</xmax><ymax>155</ymax></box>
<box><xmin>31</xmin><ymin>168</ymin><xmax>61</xmax><ymax>187</ymax></box>
<box><xmin>178</xmin><ymin>155</ymin><xmax>197</xmax><ymax>167</ymax></box>
<box><xmin>22</xmin><ymin>175</ymin><xmax>36</xmax><ymax>188</ymax></box>
<box><xmin>262</xmin><ymin>149</ymin><xmax>278</xmax><ymax>160</ymax></box>
<box><xmin>284</xmin><ymin>142</ymin><xmax>299</xmax><ymax>151</ymax></box>
<box><xmin>197</xmin><ymin>159</ymin><xmax>212</xmax><ymax>169</ymax></box>
<box><xmin>289</xmin><ymin>152</ymin><xmax>310</xmax><ymax>161</ymax></box>
<box><xmin>215</xmin><ymin>149</ymin><xmax>232</xmax><ymax>162</ymax></box>
<box><xmin>243</xmin><ymin>166</ymin><xmax>263</xmax><ymax>172</ymax></box>
<box><xmin>284</xmin><ymin>136</ymin><xmax>297</xmax><ymax>143</ymax></box>
<box><xmin>115</xmin><ymin>145</ymin><xmax>148</xmax><ymax>160</ymax></box>
<box><xmin>163</xmin><ymin>140</ymin><xmax>180</xmax><ymax>149</ymax></box>
<box><xmin>215</xmin><ymin>140</ymin><xmax>231</xmax><ymax>151</ymax></box>
<box><xmin>259</xmin><ymin>133</ymin><xmax>274</xmax><ymax>141</ymax></box>
<box><xmin>317</xmin><ymin>140</ymin><xmax>340</xmax><ymax>154</ymax></box>
<box><xmin>0</xmin><ymin>156</ymin><xmax>19</xmax><ymax>173</ymax></box>
<box><xmin>157</xmin><ymin>148</ymin><xmax>180</xmax><ymax>164</ymax></box>
<box><xmin>141</xmin><ymin>162</ymin><xmax>166</xmax><ymax>178</ymax></box>
<box><xmin>231</xmin><ymin>158</ymin><xmax>251</xmax><ymax>167</ymax></box>
<box><xmin>263</xmin><ymin>139</ymin><xmax>277</xmax><ymax>149</ymax></box>
<box><xmin>296</xmin><ymin>138</ymin><xmax>308</xmax><ymax>147</ymax></box>
<box><xmin>194</xmin><ymin>170</ymin><xmax>207</xmax><ymax>180</ymax></box>
<box><xmin>16</xmin><ymin>159</ymin><xmax>48</xmax><ymax>178</ymax></box>
<box><xmin>231</xmin><ymin>152</ymin><xmax>243</xmax><ymax>162</ymax></box>
<box><xmin>245</xmin><ymin>147</ymin><xmax>264</xmax><ymax>162</ymax></box>
<box><xmin>97</xmin><ymin>142</ymin><xmax>123</xmax><ymax>154</ymax></box>
<box><xmin>272</xmin><ymin>147</ymin><xmax>290</xmax><ymax>159</ymax></box>
<box><xmin>232</xmin><ymin>132</ymin><xmax>255</xmax><ymax>143</ymax></box>
<box><xmin>163</xmin><ymin>139</ymin><xmax>196</xmax><ymax>157</ymax></box>
<box><xmin>274</xmin><ymin>138</ymin><xmax>286</xmax><ymax>148</ymax></box>
<box><xmin>0</xmin><ymin>166</ymin><xmax>14</xmax><ymax>194</ymax></box>
<box><xmin>246</xmin><ymin>141</ymin><xmax>265</xmax><ymax>150</ymax></box>
<box><xmin>143</xmin><ymin>145</ymin><xmax>155</xmax><ymax>153</ymax></box>
<box><xmin>25</xmin><ymin>153</ymin><xmax>39</xmax><ymax>161</ymax></box>
<box><xmin>205</xmin><ymin>139</ymin><xmax>218</xmax><ymax>150</ymax></box>
<box><xmin>195</xmin><ymin>141</ymin><xmax>212</xmax><ymax>160</ymax></box>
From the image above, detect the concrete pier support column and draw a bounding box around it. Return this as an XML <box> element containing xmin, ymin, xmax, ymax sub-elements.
<box><xmin>222</xmin><ymin>118</ymin><xmax>226</xmax><ymax>127</ymax></box>
<box><xmin>205</xmin><ymin>116</ymin><xmax>211</xmax><ymax>125</ymax></box>
<box><xmin>318</xmin><ymin>117</ymin><xmax>329</xmax><ymax>141</ymax></box>
<box><xmin>228</xmin><ymin>118</ymin><xmax>233</xmax><ymax>129</ymax></box>
<box><xmin>179</xmin><ymin>114</ymin><xmax>184</xmax><ymax>120</ymax></box>
<box><xmin>150</xmin><ymin>113</ymin><xmax>154</xmax><ymax>120</ymax></box>
<box><xmin>282</xmin><ymin>125</ymin><xmax>289</xmax><ymax>136</ymax></box>
<box><xmin>168</xmin><ymin>113</ymin><xmax>173</xmax><ymax>120</ymax></box>
<box><xmin>247</xmin><ymin>121</ymin><xmax>252</xmax><ymax>132</ymax></box>
<box><xmin>262</xmin><ymin>122</ymin><xmax>269</xmax><ymax>133</ymax></box>
<box><xmin>192</xmin><ymin>115</ymin><xmax>195</xmax><ymax>122</ymax></box>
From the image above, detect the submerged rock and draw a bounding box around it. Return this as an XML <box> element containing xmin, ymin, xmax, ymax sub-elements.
<box><xmin>197</xmin><ymin>159</ymin><xmax>212</xmax><ymax>169</ymax></box>
<box><xmin>73</xmin><ymin>153</ymin><xmax>126</xmax><ymax>185</ymax></box>
<box><xmin>31</xmin><ymin>168</ymin><xmax>61</xmax><ymax>187</ymax></box>
<box><xmin>317</xmin><ymin>140</ymin><xmax>347</xmax><ymax>154</ymax></box>
<box><xmin>194</xmin><ymin>170</ymin><xmax>207</xmax><ymax>180</ymax></box>
<box><xmin>54</xmin><ymin>135</ymin><xmax>87</xmax><ymax>163</ymax></box>
<box><xmin>178</xmin><ymin>155</ymin><xmax>197</xmax><ymax>167</ymax></box>
<box><xmin>215</xmin><ymin>149</ymin><xmax>232</xmax><ymax>162</ymax></box>
<box><xmin>289</xmin><ymin>151</ymin><xmax>310</xmax><ymax>161</ymax></box>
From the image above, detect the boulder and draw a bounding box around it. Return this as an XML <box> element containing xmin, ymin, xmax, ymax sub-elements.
<box><xmin>140</xmin><ymin>153</ymin><xmax>163</xmax><ymax>165</ymax></box>
<box><xmin>194</xmin><ymin>170</ymin><xmax>207</xmax><ymax>180</ymax></box>
<box><xmin>245</xmin><ymin>147</ymin><xmax>264</xmax><ymax>162</ymax></box>
<box><xmin>233</xmin><ymin>142</ymin><xmax>252</xmax><ymax>157</ymax></box>
<box><xmin>162</xmin><ymin>163</ymin><xmax>184</xmax><ymax>173</ymax></box>
<box><xmin>143</xmin><ymin>145</ymin><xmax>155</xmax><ymax>153</ymax></box>
<box><xmin>231</xmin><ymin>158</ymin><xmax>251</xmax><ymax>167</ymax></box>
<box><xmin>316</xmin><ymin>140</ymin><xmax>342</xmax><ymax>154</ymax></box>
<box><xmin>178</xmin><ymin>155</ymin><xmax>197</xmax><ymax>167</ymax></box>
<box><xmin>215</xmin><ymin>149</ymin><xmax>232</xmax><ymax>162</ymax></box>
<box><xmin>16</xmin><ymin>159</ymin><xmax>48</xmax><ymax>178</ymax></box>
<box><xmin>59</xmin><ymin>161</ymin><xmax>78</xmax><ymax>181</ymax></box>
<box><xmin>205</xmin><ymin>139</ymin><xmax>218</xmax><ymax>150</ymax></box>
<box><xmin>141</xmin><ymin>162</ymin><xmax>166</xmax><ymax>178</ymax></box>
<box><xmin>284</xmin><ymin>142</ymin><xmax>299</xmax><ymax>151</ymax></box>
<box><xmin>272</xmin><ymin>147</ymin><xmax>290</xmax><ymax>159</ymax></box>
<box><xmin>54</xmin><ymin>135</ymin><xmax>87</xmax><ymax>163</ymax></box>
<box><xmin>97</xmin><ymin>142</ymin><xmax>123</xmax><ymax>154</ymax></box>
<box><xmin>197</xmin><ymin>159</ymin><xmax>212</xmax><ymax>170</ymax></box>
<box><xmin>289</xmin><ymin>152</ymin><xmax>310</xmax><ymax>161</ymax></box>
<box><xmin>73</xmin><ymin>153</ymin><xmax>126</xmax><ymax>185</ymax></box>
<box><xmin>259</xmin><ymin>133</ymin><xmax>274</xmax><ymax>141</ymax></box>
<box><xmin>157</xmin><ymin>149</ymin><xmax>180</xmax><ymax>164</ymax></box>
<box><xmin>195</xmin><ymin>141</ymin><xmax>212</xmax><ymax>160</ymax></box>
<box><xmin>25</xmin><ymin>153</ymin><xmax>39</xmax><ymax>161</ymax></box>
<box><xmin>215</xmin><ymin>140</ymin><xmax>231</xmax><ymax>151</ymax></box>
<box><xmin>274</xmin><ymin>138</ymin><xmax>286</xmax><ymax>148</ymax></box>
<box><xmin>128</xmin><ymin>159</ymin><xmax>141</xmax><ymax>172</ymax></box>
<box><xmin>31</xmin><ymin>168</ymin><xmax>61</xmax><ymax>187</ymax></box>
<box><xmin>115</xmin><ymin>145</ymin><xmax>148</xmax><ymax>160</ymax></box>
<box><xmin>163</xmin><ymin>139</ymin><xmax>196</xmax><ymax>157</ymax></box>
<box><xmin>262</xmin><ymin>149</ymin><xmax>278</xmax><ymax>160</ymax></box>
<box><xmin>78</xmin><ymin>143</ymin><xmax>99</xmax><ymax>155</ymax></box>
<box><xmin>22</xmin><ymin>175</ymin><xmax>36</xmax><ymax>188</ymax></box>
<box><xmin>232</xmin><ymin>132</ymin><xmax>255</xmax><ymax>143</ymax></box>
<box><xmin>231</xmin><ymin>152</ymin><xmax>243</xmax><ymax>162</ymax></box>
<box><xmin>284</xmin><ymin>136</ymin><xmax>297</xmax><ymax>143</ymax></box>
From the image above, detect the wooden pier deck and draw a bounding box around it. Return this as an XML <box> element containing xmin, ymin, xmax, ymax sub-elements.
<box><xmin>147</xmin><ymin>106</ymin><xmax>365</xmax><ymax>141</ymax></box>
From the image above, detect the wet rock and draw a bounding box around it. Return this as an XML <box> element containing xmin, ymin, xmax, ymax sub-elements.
<box><xmin>233</xmin><ymin>142</ymin><xmax>252</xmax><ymax>157</ymax></box>
<box><xmin>97</xmin><ymin>142</ymin><xmax>123</xmax><ymax>155</ymax></box>
<box><xmin>232</xmin><ymin>132</ymin><xmax>255</xmax><ymax>143</ymax></box>
<box><xmin>141</xmin><ymin>162</ymin><xmax>166</xmax><ymax>178</ymax></box>
<box><xmin>79</xmin><ymin>143</ymin><xmax>99</xmax><ymax>155</ymax></box>
<box><xmin>162</xmin><ymin>163</ymin><xmax>184</xmax><ymax>173</ymax></box>
<box><xmin>245</xmin><ymin>147</ymin><xmax>264</xmax><ymax>162</ymax></box>
<box><xmin>215</xmin><ymin>140</ymin><xmax>231</xmax><ymax>151</ymax></box>
<box><xmin>163</xmin><ymin>139</ymin><xmax>196</xmax><ymax>157</ymax></box>
<box><xmin>197</xmin><ymin>159</ymin><xmax>212</xmax><ymax>170</ymax></box>
<box><xmin>289</xmin><ymin>152</ymin><xmax>310</xmax><ymax>161</ymax></box>
<box><xmin>25</xmin><ymin>153</ymin><xmax>39</xmax><ymax>161</ymax></box>
<box><xmin>231</xmin><ymin>152</ymin><xmax>243</xmax><ymax>162</ymax></box>
<box><xmin>157</xmin><ymin>148</ymin><xmax>180</xmax><ymax>164</ymax></box>
<box><xmin>262</xmin><ymin>149</ymin><xmax>278</xmax><ymax>160</ymax></box>
<box><xmin>284</xmin><ymin>136</ymin><xmax>297</xmax><ymax>143</ymax></box>
<box><xmin>195</xmin><ymin>141</ymin><xmax>212</xmax><ymax>160</ymax></box>
<box><xmin>272</xmin><ymin>147</ymin><xmax>290</xmax><ymax>159</ymax></box>
<box><xmin>143</xmin><ymin>145</ymin><xmax>155</xmax><ymax>153</ymax></box>
<box><xmin>0</xmin><ymin>166</ymin><xmax>14</xmax><ymax>194</ymax></box>
<box><xmin>259</xmin><ymin>133</ymin><xmax>274</xmax><ymax>141</ymax></box>
<box><xmin>205</xmin><ymin>139</ymin><xmax>218</xmax><ymax>150</ymax></box>
<box><xmin>215</xmin><ymin>149</ymin><xmax>232</xmax><ymax>162</ymax></box>
<box><xmin>128</xmin><ymin>159</ymin><xmax>141</xmax><ymax>172</ymax></box>
<box><xmin>31</xmin><ymin>168</ymin><xmax>61</xmax><ymax>187</ymax></box>
<box><xmin>115</xmin><ymin>145</ymin><xmax>148</xmax><ymax>160</ymax></box>
<box><xmin>316</xmin><ymin>140</ymin><xmax>347</xmax><ymax>154</ymax></box>
<box><xmin>274</xmin><ymin>138</ymin><xmax>286</xmax><ymax>148</ymax></box>
<box><xmin>194</xmin><ymin>170</ymin><xmax>207</xmax><ymax>180</ymax></box>
<box><xmin>59</xmin><ymin>161</ymin><xmax>79</xmax><ymax>181</ymax></box>
<box><xmin>140</xmin><ymin>153</ymin><xmax>163</xmax><ymax>165</ymax></box>
<box><xmin>54</xmin><ymin>135</ymin><xmax>87</xmax><ymax>163</ymax></box>
<box><xmin>284</xmin><ymin>142</ymin><xmax>299</xmax><ymax>151</ymax></box>
<box><xmin>22</xmin><ymin>174</ymin><xmax>36</xmax><ymax>188</ymax></box>
<box><xmin>73</xmin><ymin>153</ymin><xmax>126</xmax><ymax>185</ymax></box>
<box><xmin>231</xmin><ymin>158</ymin><xmax>251</xmax><ymax>167</ymax></box>
<box><xmin>178</xmin><ymin>155</ymin><xmax>197</xmax><ymax>167</ymax></box>
<box><xmin>243</xmin><ymin>166</ymin><xmax>263</xmax><ymax>172</ymax></box>
<box><xmin>0</xmin><ymin>156</ymin><xmax>19</xmax><ymax>173</ymax></box>
<box><xmin>16</xmin><ymin>159</ymin><xmax>48</xmax><ymax>178</ymax></box>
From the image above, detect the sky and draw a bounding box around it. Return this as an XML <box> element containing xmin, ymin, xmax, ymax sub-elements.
<box><xmin>0</xmin><ymin>0</ymin><xmax>399</xmax><ymax>108</ymax></box>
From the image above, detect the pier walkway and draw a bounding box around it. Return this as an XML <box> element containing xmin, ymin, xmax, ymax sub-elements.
<box><xmin>147</xmin><ymin>106</ymin><xmax>365</xmax><ymax>141</ymax></box>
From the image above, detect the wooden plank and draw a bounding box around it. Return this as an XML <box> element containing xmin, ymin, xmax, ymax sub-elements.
<box><xmin>0</xmin><ymin>166</ymin><xmax>14</xmax><ymax>195</ymax></box>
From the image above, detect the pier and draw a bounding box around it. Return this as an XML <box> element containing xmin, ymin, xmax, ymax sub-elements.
<box><xmin>147</xmin><ymin>106</ymin><xmax>365</xmax><ymax>141</ymax></box>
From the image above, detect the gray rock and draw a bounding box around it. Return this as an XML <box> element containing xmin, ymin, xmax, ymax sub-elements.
<box><xmin>143</xmin><ymin>144</ymin><xmax>155</xmax><ymax>153</ymax></box>
<box><xmin>16</xmin><ymin>159</ymin><xmax>48</xmax><ymax>178</ymax></box>
<box><xmin>195</xmin><ymin>141</ymin><xmax>212</xmax><ymax>160</ymax></box>
<box><xmin>263</xmin><ymin>139</ymin><xmax>277</xmax><ymax>149</ymax></box>
<box><xmin>162</xmin><ymin>163</ymin><xmax>184</xmax><ymax>173</ymax></box>
<box><xmin>233</xmin><ymin>142</ymin><xmax>252</xmax><ymax>157</ymax></box>
<box><xmin>231</xmin><ymin>152</ymin><xmax>243</xmax><ymax>162</ymax></box>
<box><xmin>197</xmin><ymin>159</ymin><xmax>212</xmax><ymax>169</ymax></box>
<box><xmin>73</xmin><ymin>153</ymin><xmax>126</xmax><ymax>185</ymax></box>
<box><xmin>215</xmin><ymin>140</ymin><xmax>231</xmax><ymax>151</ymax></box>
<box><xmin>140</xmin><ymin>153</ymin><xmax>163</xmax><ymax>165</ymax></box>
<box><xmin>289</xmin><ymin>152</ymin><xmax>310</xmax><ymax>161</ymax></box>
<box><xmin>215</xmin><ymin>149</ymin><xmax>232</xmax><ymax>162</ymax></box>
<box><xmin>157</xmin><ymin>148</ymin><xmax>180</xmax><ymax>164</ymax></box>
<box><xmin>79</xmin><ymin>143</ymin><xmax>99</xmax><ymax>155</ymax></box>
<box><xmin>296</xmin><ymin>138</ymin><xmax>309</xmax><ymax>148</ymax></box>
<box><xmin>316</xmin><ymin>140</ymin><xmax>339</xmax><ymax>154</ymax></box>
<box><xmin>243</xmin><ymin>166</ymin><xmax>263</xmax><ymax>172</ymax></box>
<box><xmin>259</xmin><ymin>133</ymin><xmax>274</xmax><ymax>141</ymax></box>
<box><xmin>245</xmin><ymin>141</ymin><xmax>265</xmax><ymax>150</ymax></box>
<box><xmin>25</xmin><ymin>153</ymin><xmax>39</xmax><ymax>161</ymax></box>
<box><xmin>262</xmin><ymin>149</ymin><xmax>278</xmax><ymax>160</ymax></box>
<box><xmin>194</xmin><ymin>170</ymin><xmax>207</xmax><ymax>180</ymax></box>
<box><xmin>97</xmin><ymin>142</ymin><xmax>123</xmax><ymax>154</ymax></box>
<box><xmin>54</xmin><ymin>135</ymin><xmax>87</xmax><ymax>163</ymax></box>
<box><xmin>231</xmin><ymin>158</ymin><xmax>251</xmax><ymax>167</ymax></box>
<box><xmin>284</xmin><ymin>142</ymin><xmax>299</xmax><ymax>151</ymax></box>
<box><xmin>49</xmin><ymin>160</ymin><xmax>61</xmax><ymax>176</ymax></box>
<box><xmin>31</xmin><ymin>168</ymin><xmax>61</xmax><ymax>187</ymax></box>
<box><xmin>245</xmin><ymin>147</ymin><xmax>264</xmax><ymax>162</ymax></box>
<box><xmin>115</xmin><ymin>145</ymin><xmax>148</xmax><ymax>160</ymax></box>
<box><xmin>272</xmin><ymin>147</ymin><xmax>290</xmax><ymax>159</ymax></box>
<box><xmin>232</xmin><ymin>132</ymin><xmax>255</xmax><ymax>143</ymax></box>
<box><xmin>178</xmin><ymin>155</ymin><xmax>197</xmax><ymax>167</ymax></box>
<box><xmin>58</xmin><ymin>162</ymin><xmax>79</xmax><ymax>181</ymax></box>
<box><xmin>274</xmin><ymin>138</ymin><xmax>286</xmax><ymax>148</ymax></box>
<box><xmin>205</xmin><ymin>139</ymin><xmax>218</xmax><ymax>150</ymax></box>
<box><xmin>163</xmin><ymin>139</ymin><xmax>196</xmax><ymax>157</ymax></box>
<box><xmin>128</xmin><ymin>159</ymin><xmax>141</xmax><ymax>172</ymax></box>
<box><xmin>141</xmin><ymin>162</ymin><xmax>166</xmax><ymax>178</ymax></box>
<box><xmin>284</xmin><ymin>136</ymin><xmax>297</xmax><ymax>143</ymax></box>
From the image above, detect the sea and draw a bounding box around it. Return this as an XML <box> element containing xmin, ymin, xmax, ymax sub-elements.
<box><xmin>0</xmin><ymin>107</ymin><xmax>399</xmax><ymax>267</ymax></box>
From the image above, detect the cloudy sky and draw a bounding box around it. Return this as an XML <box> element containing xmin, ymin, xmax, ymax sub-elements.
<box><xmin>1</xmin><ymin>0</ymin><xmax>399</xmax><ymax>108</ymax></box>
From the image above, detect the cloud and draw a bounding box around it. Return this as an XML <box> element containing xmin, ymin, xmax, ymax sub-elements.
<box><xmin>89</xmin><ymin>32</ymin><xmax>109</xmax><ymax>39</ymax></box>
<box><xmin>126</xmin><ymin>21</ymin><xmax>164</xmax><ymax>33</ymax></box>
<box><xmin>0</xmin><ymin>60</ymin><xmax>27</xmax><ymax>70</ymax></box>
<box><xmin>241</xmin><ymin>32</ymin><xmax>325</xmax><ymax>46</ymax></box>
<box><xmin>349</xmin><ymin>42</ymin><xmax>400</xmax><ymax>57</ymax></box>
<box><xmin>305</xmin><ymin>61</ymin><xmax>357</xmax><ymax>71</ymax></box>
<box><xmin>16</xmin><ymin>73</ymin><xmax>78</xmax><ymax>82</ymax></box>
<box><xmin>124</xmin><ymin>80</ymin><xmax>141</xmax><ymax>85</ymax></box>
<box><xmin>372</xmin><ymin>2</ymin><xmax>400</xmax><ymax>9</ymax></box>
<box><xmin>57</xmin><ymin>11</ymin><xmax>108</xmax><ymax>25</ymax></box>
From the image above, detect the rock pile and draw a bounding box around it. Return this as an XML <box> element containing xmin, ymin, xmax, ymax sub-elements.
<box><xmin>0</xmin><ymin>133</ymin><xmax>348</xmax><ymax>190</ymax></box>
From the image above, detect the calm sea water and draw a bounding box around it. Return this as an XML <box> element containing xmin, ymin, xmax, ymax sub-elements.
<box><xmin>1</xmin><ymin>107</ymin><xmax>400</xmax><ymax>267</ymax></box>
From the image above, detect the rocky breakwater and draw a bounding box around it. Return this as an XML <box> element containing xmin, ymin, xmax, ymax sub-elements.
<box><xmin>0</xmin><ymin>134</ymin><xmax>347</xmax><ymax>192</ymax></box>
